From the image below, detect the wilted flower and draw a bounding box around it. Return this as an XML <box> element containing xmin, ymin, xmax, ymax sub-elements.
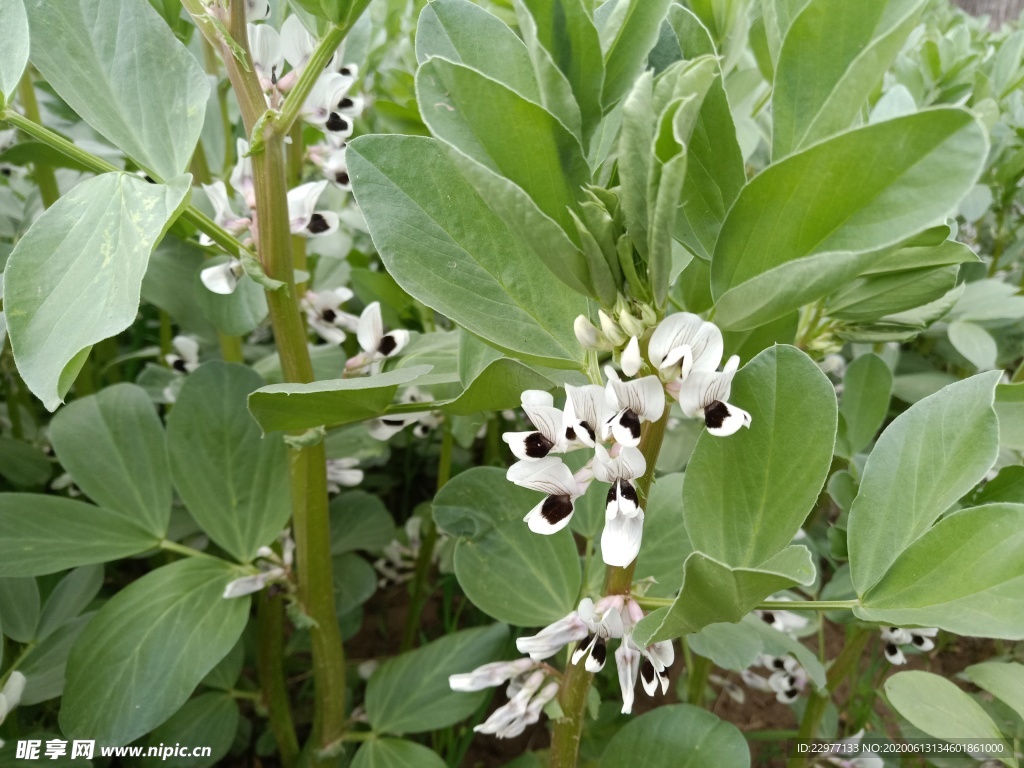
<box><xmin>449</xmin><ymin>658</ymin><xmax>537</xmax><ymax>692</ymax></box>
<box><xmin>223</xmin><ymin>531</ymin><xmax>295</xmax><ymax>598</ymax></box>
<box><xmin>472</xmin><ymin>669</ymin><xmax>559</xmax><ymax>739</ymax></box>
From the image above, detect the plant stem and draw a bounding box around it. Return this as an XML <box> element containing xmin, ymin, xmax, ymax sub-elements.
<box><xmin>685</xmin><ymin>653</ymin><xmax>713</xmax><ymax>706</ymax></box>
<box><xmin>200</xmin><ymin>1</ymin><xmax>347</xmax><ymax>757</ymax></box>
<box><xmin>257</xmin><ymin>592</ymin><xmax>300</xmax><ymax>768</ymax></box>
<box><xmin>550</xmin><ymin>404</ymin><xmax>671</xmax><ymax>768</ymax></box>
<box><xmin>635</xmin><ymin>597</ymin><xmax>860</xmax><ymax>612</ymax></box>
<box><xmin>788</xmin><ymin>627</ymin><xmax>871</xmax><ymax>768</ymax></box>
<box><xmin>401</xmin><ymin>420</ymin><xmax>454</xmax><ymax>651</ymax></box>
<box><xmin>272</xmin><ymin>24</ymin><xmax>350</xmax><ymax>138</ymax></box>
<box><xmin>17</xmin><ymin>70</ymin><xmax>60</xmax><ymax>208</ymax></box>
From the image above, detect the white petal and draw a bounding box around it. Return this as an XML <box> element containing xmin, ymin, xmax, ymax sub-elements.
<box><xmin>248</xmin><ymin>23</ymin><xmax>282</xmax><ymax>86</ymax></box>
<box><xmin>503</xmin><ymin>430</ymin><xmax>555</xmax><ymax>461</ymax></box>
<box><xmin>302</xmin><ymin>210</ymin><xmax>339</xmax><ymax>238</ymax></box>
<box><xmin>565</xmin><ymin>384</ymin><xmax>608</xmax><ymax>445</ymax></box>
<box><xmin>610</xmin><ymin>409</ymin><xmax>642</xmax><ymax>447</ymax></box>
<box><xmin>621</xmin><ymin>336</ymin><xmax>642</xmax><ymax>377</ymax></box>
<box><xmin>287</xmin><ymin>180</ymin><xmax>329</xmax><ymax>232</ymax></box>
<box><xmin>521</xmin><ymin>390</ymin><xmax>554</xmax><ymax>408</ymax></box>
<box><xmin>524</xmin><ymin>494</ymin><xmax>576</xmax><ymax>534</ymax></box>
<box><xmin>507</xmin><ymin>457</ymin><xmax>580</xmax><ymax>497</ymax></box>
<box><xmin>200</xmin><ymin>260</ymin><xmax>242</xmax><ymax>295</ymax></box>
<box><xmin>223</xmin><ymin>573</ymin><xmax>270</xmax><ymax>598</ymax></box>
<box><xmin>202</xmin><ymin>181</ymin><xmax>241</xmax><ymax>227</ymax></box>
<box><xmin>0</xmin><ymin>672</ymin><xmax>25</xmax><ymax>711</ymax></box>
<box><xmin>357</xmin><ymin>301</ymin><xmax>384</xmax><ymax>353</ymax></box>
<box><xmin>705</xmin><ymin>401</ymin><xmax>752</xmax><ymax>437</ymax></box>
<box><xmin>607</xmin><ymin>480</ymin><xmax>641</xmax><ymax>520</ymax></box>
<box><xmin>592</xmin><ymin>443</ymin><xmax>615</xmax><ymax>482</ymax></box>
<box><xmin>883</xmin><ymin>642</ymin><xmax>906</xmax><ymax>665</ymax></box>
<box><xmin>601</xmin><ymin>509</ymin><xmax>644</xmax><ymax>567</ymax></box>
<box><xmin>367</xmin><ymin>417</ymin><xmax>413</xmax><ymax>440</ymax></box>
<box><xmin>574</xmin><ymin>315</ymin><xmax>602</xmax><ymax>349</ymax></box>
<box><xmin>280</xmin><ymin>14</ymin><xmax>316</xmax><ymax>71</ymax></box>
<box><xmin>381</xmin><ymin>329</ymin><xmax>409</xmax><ymax>357</ymax></box>
<box><xmin>171</xmin><ymin>335</ymin><xmax>200</xmax><ymax>367</ymax></box>
<box><xmin>616</xmin><ymin>640</ymin><xmax>640</xmax><ymax>714</ymax></box>
<box><xmin>616</xmin><ymin>446</ymin><xmax>646</xmax><ymax>480</ymax></box>
<box><xmin>245</xmin><ymin>0</ymin><xmax>271</xmax><ymax>19</ymax></box>
<box><xmin>649</xmin><ymin>313</ymin><xmax>723</xmax><ymax>373</ymax></box>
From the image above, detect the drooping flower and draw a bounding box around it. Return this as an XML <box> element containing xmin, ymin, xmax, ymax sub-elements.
<box><xmin>287</xmin><ymin>180</ymin><xmax>340</xmax><ymax>237</ymax></box>
<box><xmin>603</xmin><ymin>369</ymin><xmax>666</xmax><ymax>447</ymax></box>
<box><xmin>366</xmin><ymin>387</ymin><xmax>436</xmax><ymax>440</ymax></box>
<box><xmin>571</xmin><ymin>596</ymin><xmax>625</xmax><ymax>672</ymax></box>
<box><xmin>223</xmin><ymin>531</ymin><xmax>295</xmax><ymax>598</ymax></box>
<box><xmin>200</xmin><ymin>258</ymin><xmax>246</xmax><ymax>295</ymax></box>
<box><xmin>648</xmin><ymin>312</ymin><xmax>723</xmax><ymax>382</ymax></box>
<box><xmin>516</xmin><ymin>609</ymin><xmax>590</xmax><ymax>660</ymax></box>
<box><xmin>593</xmin><ymin>444</ymin><xmax>647</xmax><ymax>568</ymax></box>
<box><xmin>675</xmin><ymin>355</ymin><xmax>752</xmax><ymax>437</ymax></box>
<box><xmin>325</xmin><ymin>457</ymin><xmax>362</xmax><ymax>493</ymax></box>
<box><xmin>507</xmin><ymin>457</ymin><xmax>587</xmax><ymax>534</ymax></box>
<box><xmin>199</xmin><ymin>181</ymin><xmax>251</xmax><ymax>245</ymax></box>
<box><xmin>352</xmin><ymin>301</ymin><xmax>410</xmax><ymax>372</ymax></box>
<box><xmin>741</xmin><ymin>654</ymin><xmax>807</xmax><ymax>703</ymax></box>
<box><xmin>880</xmin><ymin>626</ymin><xmax>938</xmax><ymax>665</ymax></box>
<box><xmin>449</xmin><ymin>658</ymin><xmax>537</xmax><ymax>692</ymax></box>
<box><xmin>302</xmin><ymin>287</ymin><xmax>357</xmax><ymax>345</ymax></box>
<box><xmin>502</xmin><ymin>391</ymin><xmax>567</xmax><ymax>461</ymax></box>
<box><xmin>754</xmin><ymin>597</ymin><xmax>810</xmax><ymax>636</ymax></box>
<box><xmin>472</xmin><ymin>669</ymin><xmax>559</xmax><ymax>739</ymax></box>
<box><xmin>374</xmin><ymin>517</ymin><xmax>447</xmax><ymax>588</ymax></box>
<box><xmin>165</xmin><ymin>336</ymin><xmax>200</xmax><ymax>374</ymax></box>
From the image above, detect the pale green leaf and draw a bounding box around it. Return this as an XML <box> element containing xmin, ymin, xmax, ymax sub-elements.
<box><xmin>18</xmin><ymin>613</ymin><xmax>91</xmax><ymax>706</ymax></box>
<box><xmin>0</xmin><ymin>0</ymin><xmax>29</xmax><ymax>102</ymax></box>
<box><xmin>995</xmin><ymin>383</ymin><xmax>1024</xmax><ymax>452</ymax></box>
<box><xmin>167</xmin><ymin>363</ymin><xmax>291</xmax><ymax>563</ymax></box>
<box><xmin>145</xmin><ymin>693</ymin><xmax>239</xmax><ymax>768</ymax></box>
<box><xmin>247</xmin><ymin>365</ymin><xmax>433</xmax><ymax>433</ymax></box>
<box><xmin>964</xmin><ymin>662</ymin><xmax>1024</xmax><ymax>724</ymax></box>
<box><xmin>949</xmin><ymin>320</ymin><xmax>998</xmax><ymax>371</ymax></box>
<box><xmin>24</xmin><ymin>0</ymin><xmax>209</xmax><ymax>179</ymax></box>
<box><xmin>330</xmin><ymin>491</ymin><xmax>395</xmax><ymax>555</ymax></box>
<box><xmin>4</xmin><ymin>173</ymin><xmax>191</xmax><ymax>410</ymax></box>
<box><xmin>599</xmin><ymin>0</ymin><xmax>674</xmax><ymax>110</ymax></box>
<box><xmin>352</xmin><ymin>739</ymin><xmax>448</xmax><ymax>768</ymax></box>
<box><xmin>836</xmin><ymin>353</ymin><xmax>892</xmax><ymax>458</ymax></box>
<box><xmin>0</xmin><ymin>576</ymin><xmax>39</xmax><ymax>643</ymax></box>
<box><xmin>49</xmin><ymin>383</ymin><xmax>172</xmax><ymax>538</ymax></box>
<box><xmin>848</xmin><ymin>372</ymin><xmax>1000</xmax><ymax>595</ymax></box>
<box><xmin>60</xmin><ymin>558</ymin><xmax>250</xmax><ymax>746</ymax></box>
<box><xmin>633</xmin><ymin>474</ymin><xmax>690</xmax><ymax>598</ymax></box>
<box><xmin>35</xmin><ymin>565</ymin><xmax>103</xmax><ymax>642</ymax></box>
<box><xmin>0</xmin><ymin>494</ymin><xmax>158</xmax><ymax>577</ymax></box>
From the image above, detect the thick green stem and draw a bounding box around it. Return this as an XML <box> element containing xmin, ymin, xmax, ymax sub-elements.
<box><xmin>257</xmin><ymin>593</ymin><xmax>300</xmax><ymax>768</ymax></box>
<box><xmin>636</xmin><ymin>597</ymin><xmax>860</xmax><ymax>612</ymax></box>
<box><xmin>550</xmin><ymin>403</ymin><xmax>671</xmax><ymax>768</ymax></box>
<box><xmin>272</xmin><ymin>24</ymin><xmax>350</xmax><ymax>138</ymax></box>
<box><xmin>685</xmin><ymin>653</ymin><xmax>713</xmax><ymax>706</ymax></box>
<box><xmin>17</xmin><ymin>70</ymin><xmax>60</xmax><ymax>208</ymax></box>
<box><xmin>788</xmin><ymin>627</ymin><xmax>871</xmax><ymax>768</ymax></box>
<box><xmin>201</xmin><ymin>1</ymin><xmax>347</xmax><ymax>757</ymax></box>
<box><xmin>401</xmin><ymin>421</ymin><xmax>454</xmax><ymax>651</ymax></box>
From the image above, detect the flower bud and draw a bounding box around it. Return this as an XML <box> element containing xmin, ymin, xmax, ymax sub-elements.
<box><xmin>599</xmin><ymin>310</ymin><xmax>627</xmax><ymax>346</ymax></box>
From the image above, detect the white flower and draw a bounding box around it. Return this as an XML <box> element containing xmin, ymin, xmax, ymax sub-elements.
<box><xmin>574</xmin><ymin>315</ymin><xmax>606</xmax><ymax>350</ymax></box>
<box><xmin>248</xmin><ymin>23</ymin><xmax>283</xmax><ymax>91</ymax></box>
<box><xmin>326</xmin><ymin>457</ymin><xmax>362</xmax><ymax>493</ymax></box>
<box><xmin>0</xmin><ymin>129</ymin><xmax>16</xmax><ymax>152</ymax></box>
<box><xmin>742</xmin><ymin>655</ymin><xmax>806</xmax><ymax>703</ymax></box>
<box><xmin>473</xmin><ymin>670</ymin><xmax>557</xmax><ymax>739</ymax></box>
<box><xmin>516</xmin><ymin>610</ymin><xmax>590</xmax><ymax>660</ymax></box>
<box><xmin>755</xmin><ymin>597</ymin><xmax>810</xmax><ymax>636</ymax></box>
<box><xmin>279</xmin><ymin>14</ymin><xmax>316</xmax><ymax>83</ymax></box>
<box><xmin>230</xmin><ymin>139</ymin><xmax>256</xmax><ymax>210</ymax></box>
<box><xmin>366</xmin><ymin>387</ymin><xmax>436</xmax><ymax>440</ymax></box>
<box><xmin>200</xmin><ymin>181</ymin><xmax>251</xmax><ymax>246</ymax></box>
<box><xmin>593</xmin><ymin>444</ymin><xmax>646</xmax><ymax>568</ymax></box>
<box><xmin>200</xmin><ymin>258</ymin><xmax>246</xmax><ymax>295</ymax></box>
<box><xmin>564</xmin><ymin>384</ymin><xmax>612</xmax><ymax>447</ymax></box>
<box><xmin>676</xmin><ymin>355</ymin><xmax>751</xmax><ymax>437</ymax></box>
<box><xmin>615</xmin><ymin>598</ymin><xmax>673</xmax><ymax>713</ymax></box>
<box><xmin>0</xmin><ymin>671</ymin><xmax>26</xmax><ymax>727</ymax></box>
<box><xmin>599</xmin><ymin>309</ymin><xmax>627</xmax><ymax>346</ymax></box>
<box><xmin>165</xmin><ymin>335</ymin><xmax>200</xmax><ymax>374</ymax></box>
<box><xmin>638</xmin><ymin>640</ymin><xmax>674</xmax><ymax>697</ymax></box>
<box><xmin>223</xmin><ymin>532</ymin><xmax>294</xmax><ymax>598</ymax></box>
<box><xmin>615</xmin><ymin>637</ymin><xmax>641</xmax><ymax>714</ymax></box>
<box><xmin>302</xmin><ymin>287</ymin><xmax>357</xmax><ymax>345</ymax></box>
<box><xmin>620</xmin><ymin>336</ymin><xmax>642</xmax><ymax>377</ymax></box>
<box><xmin>881</xmin><ymin>626</ymin><xmax>937</xmax><ymax>665</ymax></box>
<box><xmin>603</xmin><ymin>369</ymin><xmax>666</xmax><ymax>447</ymax></box>
<box><xmin>571</xmin><ymin>596</ymin><xmax>625</xmax><ymax>672</ymax></box>
<box><xmin>824</xmin><ymin>730</ymin><xmax>884</xmax><ymax>768</ymax></box>
<box><xmin>449</xmin><ymin>658</ymin><xmax>536</xmax><ymax>692</ymax></box>
<box><xmin>287</xmin><ymin>180</ymin><xmax>339</xmax><ymax>237</ymax></box>
<box><xmin>648</xmin><ymin>312</ymin><xmax>723</xmax><ymax>382</ymax></box>
<box><xmin>356</xmin><ymin>301</ymin><xmax>410</xmax><ymax>362</ymax></box>
<box><xmin>303</xmin><ymin>72</ymin><xmax>359</xmax><ymax>137</ymax></box>
<box><xmin>507</xmin><ymin>457</ymin><xmax>586</xmax><ymax>534</ymax></box>
<box><xmin>311</xmin><ymin>142</ymin><xmax>351</xmax><ymax>189</ymax></box>
<box><xmin>502</xmin><ymin>390</ymin><xmax>566</xmax><ymax>461</ymax></box>
<box><xmin>245</xmin><ymin>0</ymin><xmax>271</xmax><ymax>20</ymax></box>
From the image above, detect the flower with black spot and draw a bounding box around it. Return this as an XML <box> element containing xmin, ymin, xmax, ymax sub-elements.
<box><xmin>165</xmin><ymin>336</ymin><xmax>200</xmax><ymax>374</ymax></box>
<box><xmin>675</xmin><ymin>355</ymin><xmax>752</xmax><ymax>437</ymax></box>
<box><xmin>603</xmin><ymin>368</ymin><xmax>666</xmax><ymax>447</ymax></box>
<box><xmin>502</xmin><ymin>390</ymin><xmax>567</xmax><ymax>461</ymax></box>
<box><xmin>880</xmin><ymin>626</ymin><xmax>937</xmax><ymax>665</ymax></box>
<box><xmin>507</xmin><ymin>457</ymin><xmax>589</xmax><ymax>534</ymax></box>
<box><xmin>593</xmin><ymin>444</ymin><xmax>646</xmax><ymax>567</ymax></box>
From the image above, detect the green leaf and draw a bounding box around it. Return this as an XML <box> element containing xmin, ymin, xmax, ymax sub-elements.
<box><xmin>856</xmin><ymin>503</ymin><xmax>1024</xmax><ymax>638</ymax></box>
<box><xmin>599</xmin><ymin>0</ymin><xmax>674</xmax><ymax>110</ymax></box>
<box><xmin>330</xmin><ymin>491</ymin><xmax>396</xmax><ymax>555</ymax></box>
<box><xmin>974</xmin><ymin>466</ymin><xmax>1024</xmax><ymax>506</ymax></box>
<box><xmin>434</xmin><ymin>468</ymin><xmax>580</xmax><ymax>626</ymax></box>
<box><xmin>141</xmin><ymin>238</ymin><xmax>218</xmax><ymax>343</ymax></box>
<box><xmin>995</xmin><ymin>383</ymin><xmax>1024</xmax><ymax>452</ymax></box>
<box><xmin>443</xmin><ymin>348</ymin><xmax>554</xmax><ymax>416</ymax></box>
<box><xmin>599</xmin><ymin>704</ymin><xmax>750</xmax><ymax>768</ymax></box>
<box><xmin>711</xmin><ymin>110</ymin><xmax>988</xmax><ymax>330</ymax></box>
<box><xmin>633</xmin><ymin>474</ymin><xmax>690</xmax><ymax>598</ymax></box>
<box><xmin>949</xmin><ymin>320</ymin><xmax>998</xmax><ymax>371</ymax></box>
<box><xmin>365</xmin><ymin>623</ymin><xmax>508</xmax><ymax>735</ymax></box>
<box><xmin>0</xmin><ymin>435</ymin><xmax>52</xmax><ymax>488</ymax></box>
<box><xmin>348</xmin><ymin>135</ymin><xmax>586</xmax><ymax>368</ymax></box>
<box><xmin>0</xmin><ymin>576</ymin><xmax>39</xmax><ymax>643</ymax></box>
<box><xmin>247</xmin><ymin>365</ymin><xmax>433</xmax><ymax>433</ymax></box>
<box><xmin>826</xmin><ymin>265</ymin><xmax>960</xmax><ymax>323</ymax></box>
<box><xmin>35</xmin><ymin>565</ymin><xmax>103</xmax><ymax>642</ymax></box>
<box><xmin>60</xmin><ymin>558</ymin><xmax>250</xmax><ymax>746</ymax></box>
<box><xmin>835</xmin><ymin>353</ymin><xmax>892</xmax><ymax>458</ymax></box>
<box><xmin>518</xmin><ymin>0</ymin><xmax>604</xmax><ymax>140</ymax></box>
<box><xmin>633</xmin><ymin>546</ymin><xmax>816</xmax><ymax>644</ymax></box>
<box><xmin>0</xmin><ymin>0</ymin><xmax>29</xmax><ymax>103</ymax></box>
<box><xmin>848</xmin><ymin>372</ymin><xmax>1001</xmax><ymax>595</ymax></box>
<box><xmin>964</xmin><ymin>662</ymin><xmax>1024</xmax><ymax>724</ymax></box>
<box><xmin>49</xmin><ymin>383</ymin><xmax>172</xmax><ymax>538</ymax></box>
<box><xmin>18</xmin><ymin>613</ymin><xmax>91</xmax><ymax>705</ymax></box>
<box><xmin>683</xmin><ymin>345</ymin><xmax>837</xmax><ymax>565</ymax></box>
<box><xmin>167</xmin><ymin>363</ymin><xmax>291</xmax><ymax>563</ymax></box>
<box><xmin>352</xmin><ymin>739</ymin><xmax>448</xmax><ymax>768</ymax></box>
<box><xmin>685</xmin><ymin>621</ymin><xmax>763</xmax><ymax>670</ymax></box>
<box><xmin>4</xmin><ymin>173</ymin><xmax>191</xmax><ymax>411</ymax></box>
<box><xmin>145</xmin><ymin>693</ymin><xmax>239</xmax><ymax>768</ymax></box>
<box><xmin>772</xmin><ymin>0</ymin><xmax>926</xmax><ymax>158</ymax></box>
<box><xmin>884</xmin><ymin>671</ymin><xmax>1012</xmax><ymax>764</ymax></box>
<box><xmin>194</xmin><ymin>256</ymin><xmax>268</xmax><ymax>336</ymax></box>
<box><xmin>333</xmin><ymin>553</ymin><xmax>377</xmax><ymax>615</ymax></box>
<box><xmin>0</xmin><ymin>494</ymin><xmax>158</xmax><ymax>577</ymax></box>
<box><xmin>23</xmin><ymin>0</ymin><xmax>209</xmax><ymax>179</ymax></box>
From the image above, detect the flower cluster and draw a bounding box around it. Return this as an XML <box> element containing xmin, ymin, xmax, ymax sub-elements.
<box><xmin>374</xmin><ymin>517</ymin><xmax>448</xmax><ymax>588</ymax></box>
<box><xmin>880</xmin><ymin>626</ymin><xmax>938</xmax><ymax>665</ymax></box>
<box><xmin>504</xmin><ymin>311</ymin><xmax>751</xmax><ymax>568</ymax></box>
<box><xmin>452</xmin><ymin>595</ymin><xmax>674</xmax><ymax>730</ymax></box>
<box><xmin>740</xmin><ymin>654</ymin><xmax>808</xmax><ymax>704</ymax></box>
<box><xmin>450</xmin><ymin>659</ymin><xmax>559</xmax><ymax>739</ymax></box>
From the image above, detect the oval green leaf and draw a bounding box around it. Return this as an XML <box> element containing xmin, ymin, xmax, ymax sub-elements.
<box><xmin>352</xmin><ymin>738</ymin><xmax>448</xmax><ymax>768</ymax></box>
<box><xmin>0</xmin><ymin>0</ymin><xmax>29</xmax><ymax>102</ymax></box>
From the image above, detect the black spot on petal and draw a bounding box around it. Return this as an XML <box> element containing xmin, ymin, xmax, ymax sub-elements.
<box><xmin>620</xmin><ymin>410</ymin><xmax>641</xmax><ymax>440</ymax></box>
<box><xmin>885</xmin><ymin>643</ymin><xmax>899</xmax><ymax>657</ymax></box>
<box><xmin>307</xmin><ymin>213</ymin><xmax>330</xmax><ymax>234</ymax></box>
<box><xmin>525</xmin><ymin>432</ymin><xmax>554</xmax><ymax>459</ymax></box>
<box><xmin>338</xmin><ymin>97</ymin><xmax>355</xmax><ymax>110</ymax></box>
<box><xmin>785</xmin><ymin>688</ymin><xmax>799</xmax><ymax>699</ymax></box>
<box><xmin>565</xmin><ymin>426</ymin><xmax>577</xmax><ymax>442</ymax></box>
<box><xmin>335</xmin><ymin>170</ymin><xmax>350</xmax><ymax>186</ymax></box>
<box><xmin>540</xmin><ymin>494</ymin><xmax>574</xmax><ymax>525</ymax></box>
<box><xmin>704</xmin><ymin>400</ymin><xmax>730</xmax><ymax>430</ymax></box>
<box><xmin>761</xmin><ymin>611</ymin><xmax>775</xmax><ymax>625</ymax></box>
<box><xmin>321</xmin><ymin>308</ymin><xmax>337</xmax><ymax>323</ymax></box>
<box><xmin>771</xmin><ymin>658</ymin><xmax>786</xmax><ymax>670</ymax></box>
<box><xmin>340</xmin><ymin>66</ymin><xmax>352</xmax><ymax>76</ymax></box>
<box><xmin>378</xmin><ymin>334</ymin><xmax>399</xmax><ymax>356</ymax></box>
<box><xmin>911</xmin><ymin>634</ymin><xmax>926</xmax><ymax>647</ymax></box>
<box><xmin>619</xmin><ymin>480</ymin><xmax>639</xmax><ymax>506</ymax></box>
<box><xmin>171</xmin><ymin>358</ymin><xmax>189</xmax><ymax>374</ymax></box>
<box><xmin>640</xmin><ymin>658</ymin><xmax>655</xmax><ymax>686</ymax></box>
<box><xmin>326</xmin><ymin>113</ymin><xmax>350</xmax><ymax>133</ymax></box>
<box><xmin>583</xmin><ymin>422</ymin><xmax>596</xmax><ymax>442</ymax></box>
<box><xmin>381</xmin><ymin>418</ymin><xmax>406</xmax><ymax>427</ymax></box>
<box><xmin>591</xmin><ymin>637</ymin><xmax>607</xmax><ymax>668</ymax></box>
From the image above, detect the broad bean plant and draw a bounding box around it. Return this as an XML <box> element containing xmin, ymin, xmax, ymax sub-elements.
<box><xmin>0</xmin><ymin>0</ymin><xmax>1022</xmax><ymax>766</ymax></box>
